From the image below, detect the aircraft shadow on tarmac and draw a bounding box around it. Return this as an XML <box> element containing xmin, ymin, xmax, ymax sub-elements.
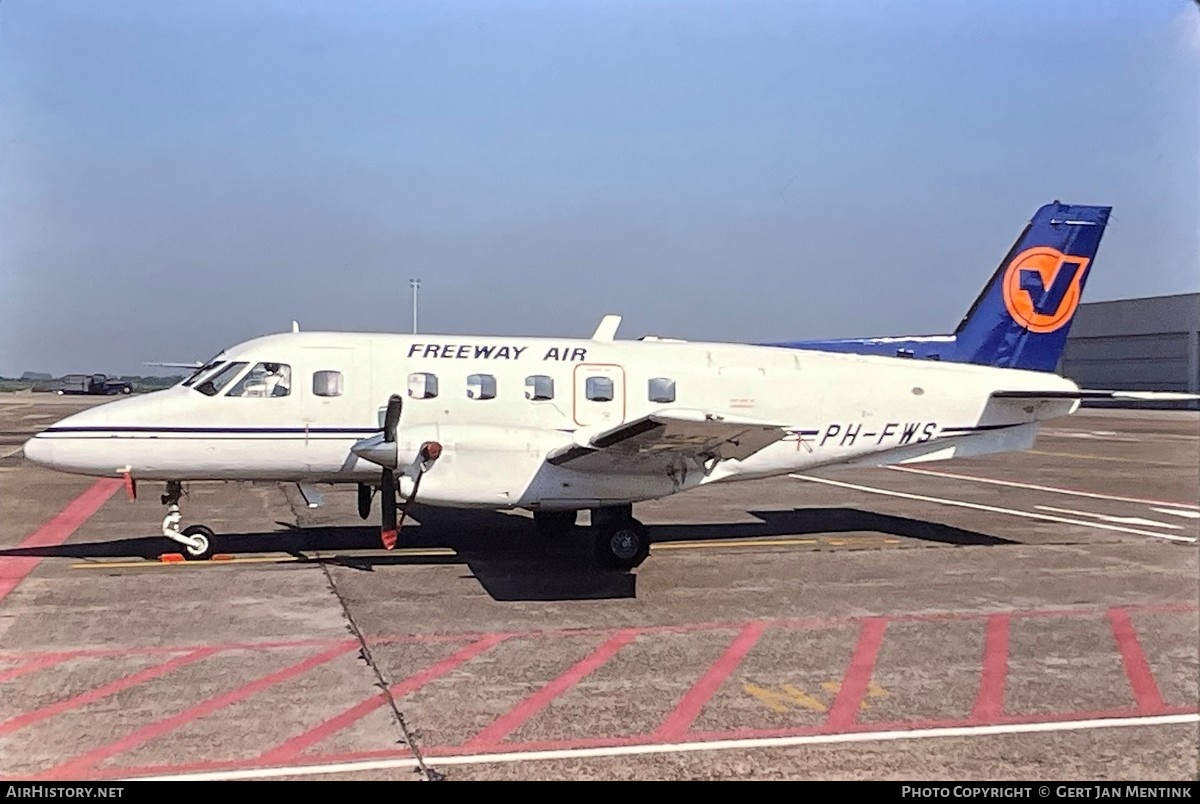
<box><xmin>0</xmin><ymin>506</ymin><xmax>1011</xmax><ymax>602</ymax></box>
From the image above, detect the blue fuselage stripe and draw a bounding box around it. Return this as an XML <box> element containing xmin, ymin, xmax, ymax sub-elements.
<box><xmin>43</xmin><ymin>426</ymin><xmax>382</xmax><ymax>435</ymax></box>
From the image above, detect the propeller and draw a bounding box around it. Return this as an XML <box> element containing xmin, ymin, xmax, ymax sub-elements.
<box><xmin>351</xmin><ymin>394</ymin><xmax>441</xmax><ymax>550</ymax></box>
<box><xmin>379</xmin><ymin>395</ymin><xmax>402</xmax><ymax>549</ymax></box>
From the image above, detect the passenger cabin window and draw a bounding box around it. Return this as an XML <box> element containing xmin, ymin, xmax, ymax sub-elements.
<box><xmin>194</xmin><ymin>362</ymin><xmax>248</xmax><ymax>397</ymax></box>
<box><xmin>586</xmin><ymin>376</ymin><xmax>614</xmax><ymax>402</ymax></box>
<box><xmin>408</xmin><ymin>372</ymin><xmax>438</xmax><ymax>399</ymax></box>
<box><xmin>467</xmin><ymin>374</ymin><xmax>496</xmax><ymax>400</ymax></box>
<box><xmin>525</xmin><ymin>375</ymin><xmax>554</xmax><ymax>401</ymax></box>
<box><xmin>648</xmin><ymin>378</ymin><xmax>676</xmax><ymax>403</ymax></box>
<box><xmin>312</xmin><ymin>370</ymin><xmax>343</xmax><ymax>398</ymax></box>
<box><xmin>227</xmin><ymin>362</ymin><xmax>292</xmax><ymax>397</ymax></box>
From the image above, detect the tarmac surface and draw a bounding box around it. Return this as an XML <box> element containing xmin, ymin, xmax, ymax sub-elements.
<box><xmin>0</xmin><ymin>394</ymin><xmax>1196</xmax><ymax>781</ymax></box>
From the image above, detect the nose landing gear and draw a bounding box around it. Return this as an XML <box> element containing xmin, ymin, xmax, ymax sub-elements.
<box><xmin>160</xmin><ymin>481</ymin><xmax>216</xmax><ymax>561</ymax></box>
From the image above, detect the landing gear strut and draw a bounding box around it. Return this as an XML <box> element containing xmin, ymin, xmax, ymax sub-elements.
<box><xmin>591</xmin><ymin>505</ymin><xmax>650</xmax><ymax>570</ymax></box>
<box><xmin>160</xmin><ymin>481</ymin><xmax>215</xmax><ymax>561</ymax></box>
<box><xmin>533</xmin><ymin>510</ymin><xmax>577</xmax><ymax>539</ymax></box>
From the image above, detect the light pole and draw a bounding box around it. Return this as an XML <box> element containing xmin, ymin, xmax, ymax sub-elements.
<box><xmin>409</xmin><ymin>278</ymin><xmax>420</xmax><ymax>334</ymax></box>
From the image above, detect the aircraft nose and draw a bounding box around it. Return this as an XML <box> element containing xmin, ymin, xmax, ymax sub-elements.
<box><xmin>22</xmin><ymin>435</ymin><xmax>54</xmax><ymax>467</ymax></box>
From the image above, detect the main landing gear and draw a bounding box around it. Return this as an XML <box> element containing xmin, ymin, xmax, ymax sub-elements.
<box><xmin>531</xmin><ymin>505</ymin><xmax>650</xmax><ymax>569</ymax></box>
<box><xmin>591</xmin><ymin>505</ymin><xmax>650</xmax><ymax>570</ymax></box>
<box><xmin>160</xmin><ymin>481</ymin><xmax>215</xmax><ymax>561</ymax></box>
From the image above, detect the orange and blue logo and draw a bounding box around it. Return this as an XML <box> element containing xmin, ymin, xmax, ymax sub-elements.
<box><xmin>1001</xmin><ymin>247</ymin><xmax>1090</xmax><ymax>333</ymax></box>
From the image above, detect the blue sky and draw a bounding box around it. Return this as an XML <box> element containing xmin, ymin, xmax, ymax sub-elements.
<box><xmin>1</xmin><ymin>0</ymin><xmax>1197</xmax><ymax>375</ymax></box>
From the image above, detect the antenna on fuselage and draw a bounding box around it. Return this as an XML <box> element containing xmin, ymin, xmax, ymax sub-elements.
<box><xmin>592</xmin><ymin>315</ymin><xmax>621</xmax><ymax>342</ymax></box>
<box><xmin>292</xmin><ymin>321</ymin><xmax>300</xmax><ymax>332</ymax></box>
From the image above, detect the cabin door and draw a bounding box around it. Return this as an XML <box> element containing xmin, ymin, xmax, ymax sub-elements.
<box><xmin>300</xmin><ymin>346</ymin><xmax>375</xmax><ymax>432</ymax></box>
<box><xmin>572</xmin><ymin>363</ymin><xmax>626</xmax><ymax>428</ymax></box>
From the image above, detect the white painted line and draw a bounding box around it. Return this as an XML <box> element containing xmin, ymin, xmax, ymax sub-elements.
<box><xmin>1034</xmin><ymin>505</ymin><xmax>1184</xmax><ymax>530</ymax></box>
<box><xmin>1041</xmin><ymin>430</ymin><xmax>1138</xmax><ymax>443</ymax></box>
<box><xmin>792</xmin><ymin>475</ymin><xmax>1198</xmax><ymax>544</ymax></box>
<box><xmin>123</xmin><ymin>713</ymin><xmax>1200</xmax><ymax>781</ymax></box>
<box><xmin>0</xmin><ymin>446</ymin><xmax>23</xmax><ymax>459</ymax></box>
<box><xmin>887</xmin><ymin>465</ymin><xmax>1200</xmax><ymax>511</ymax></box>
<box><xmin>1153</xmin><ymin>508</ymin><xmax>1200</xmax><ymax>520</ymax></box>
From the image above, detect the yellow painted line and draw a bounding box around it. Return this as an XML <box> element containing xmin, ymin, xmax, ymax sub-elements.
<box><xmin>650</xmin><ymin>536</ymin><xmax>904</xmax><ymax>552</ymax></box>
<box><xmin>72</xmin><ymin>556</ymin><xmax>299</xmax><ymax>569</ymax></box>
<box><xmin>1026</xmin><ymin>450</ymin><xmax>1185</xmax><ymax>468</ymax></box>
<box><xmin>69</xmin><ymin>548</ymin><xmax>456</xmax><ymax>570</ymax></box>
<box><xmin>651</xmin><ymin>538</ymin><xmax>819</xmax><ymax>551</ymax></box>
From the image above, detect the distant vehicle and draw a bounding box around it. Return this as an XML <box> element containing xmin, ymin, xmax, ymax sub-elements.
<box><xmin>56</xmin><ymin>374</ymin><xmax>133</xmax><ymax>396</ymax></box>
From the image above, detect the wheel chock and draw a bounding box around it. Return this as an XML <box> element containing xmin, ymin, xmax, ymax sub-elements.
<box><xmin>159</xmin><ymin>553</ymin><xmax>184</xmax><ymax>563</ymax></box>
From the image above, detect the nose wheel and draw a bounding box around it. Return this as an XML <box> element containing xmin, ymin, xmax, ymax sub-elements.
<box><xmin>161</xmin><ymin>481</ymin><xmax>217</xmax><ymax>560</ymax></box>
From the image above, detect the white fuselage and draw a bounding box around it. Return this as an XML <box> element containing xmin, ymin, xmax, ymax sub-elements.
<box><xmin>24</xmin><ymin>330</ymin><xmax>1079</xmax><ymax>510</ymax></box>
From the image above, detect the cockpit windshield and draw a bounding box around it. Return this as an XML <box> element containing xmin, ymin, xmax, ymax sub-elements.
<box><xmin>194</xmin><ymin>362</ymin><xmax>248</xmax><ymax>396</ymax></box>
<box><xmin>181</xmin><ymin>355</ymin><xmax>227</xmax><ymax>387</ymax></box>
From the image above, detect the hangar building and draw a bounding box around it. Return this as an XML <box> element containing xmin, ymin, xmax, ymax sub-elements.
<box><xmin>1060</xmin><ymin>293</ymin><xmax>1200</xmax><ymax>404</ymax></box>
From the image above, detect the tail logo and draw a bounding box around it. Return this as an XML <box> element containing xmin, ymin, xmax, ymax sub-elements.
<box><xmin>1001</xmin><ymin>247</ymin><xmax>1090</xmax><ymax>333</ymax></box>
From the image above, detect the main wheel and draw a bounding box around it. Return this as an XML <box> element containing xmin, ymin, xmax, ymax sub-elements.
<box><xmin>594</xmin><ymin>518</ymin><xmax>650</xmax><ymax>569</ymax></box>
<box><xmin>533</xmin><ymin>510</ymin><xmax>578</xmax><ymax>539</ymax></box>
<box><xmin>180</xmin><ymin>524</ymin><xmax>216</xmax><ymax>561</ymax></box>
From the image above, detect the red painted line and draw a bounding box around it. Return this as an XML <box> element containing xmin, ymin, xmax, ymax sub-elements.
<box><xmin>0</xmin><ymin>654</ymin><xmax>73</xmax><ymax>683</ymax></box>
<box><xmin>825</xmin><ymin>617</ymin><xmax>888</xmax><ymax>731</ymax></box>
<box><xmin>0</xmin><ymin>649</ymin><xmax>217</xmax><ymax>737</ymax></box>
<box><xmin>37</xmin><ymin>641</ymin><xmax>357</xmax><ymax>780</ymax></box>
<box><xmin>653</xmin><ymin>622</ymin><xmax>767</xmax><ymax>742</ymax></box>
<box><xmin>1108</xmin><ymin>608</ymin><xmax>1167</xmax><ymax>713</ymax></box>
<box><xmin>972</xmin><ymin>614</ymin><xmax>1011</xmax><ymax>722</ymax></box>
<box><xmin>464</xmin><ymin>630</ymin><xmax>639</xmax><ymax>750</ymax></box>
<box><xmin>257</xmin><ymin>635</ymin><xmax>506</xmax><ymax>764</ymax></box>
<box><xmin>1</xmin><ymin>602</ymin><xmax>1193</xmax><ymax>665</ymax></box>
<box><xmin>0</xmin><ymin>636</ymin><xmax>385</xmax><ymax>663</ymax></box>
<box><xmin>0</xmin><ymin>479</ymin><xmax>121</xmax><ymax>603</ymax></box>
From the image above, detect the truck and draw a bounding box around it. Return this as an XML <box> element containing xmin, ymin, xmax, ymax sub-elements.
<box><xmin>56</xmin><ymin>373</ymin><xmax>134</xmax><ymax>396</ymax></box>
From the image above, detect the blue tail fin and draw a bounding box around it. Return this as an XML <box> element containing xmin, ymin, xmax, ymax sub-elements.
<box><xmin>762</xmin><ymin>201</ymin><xmax>1112</xmax><ymax>373</ymax></box>
<box><xmin>950</xmin><ymin>201</ymin><xmax>1110</xmax><ymax>371</ymax></box>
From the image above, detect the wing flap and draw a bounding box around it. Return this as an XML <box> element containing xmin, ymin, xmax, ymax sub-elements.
<box><xmin>547</xmin><ymin>410</ymin><xmax>787</xmax><ymax>475</ymax></box>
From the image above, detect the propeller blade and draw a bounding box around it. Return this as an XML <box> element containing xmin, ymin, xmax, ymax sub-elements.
<box><xmin>381</xmin><ymin>469</ymin><xmax>397</xmax><ymax>550</ymax></box>
<box><xmin>383</xmin><ymin>395</ymin><xmax>402</xmax><ymax>443</ymax></box>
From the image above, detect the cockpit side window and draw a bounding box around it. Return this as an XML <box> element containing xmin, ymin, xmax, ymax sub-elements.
<box><xmin>194</xmin><ymin>362</ymin><xmax>248</xmax><ymax>396</ymax></box>
<box><xmin>226</xmin><ymin>362</ymin><xmax>292</xmax><ymax>398</ymax></box>
<box><xmin>182</xmin><ymin>358</ymin><xmax>226</xmax><ymax>387</ymax></box>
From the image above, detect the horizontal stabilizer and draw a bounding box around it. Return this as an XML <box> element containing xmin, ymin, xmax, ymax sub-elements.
<box><xmin>144</xmin><ymin>361</ymin><xmax>203</xmax><ymax>369</ymax></box>
<box><xmin>992</xmin><ymin>390</ymin><xmax>1200</xmax><ymax>401</ymax></box>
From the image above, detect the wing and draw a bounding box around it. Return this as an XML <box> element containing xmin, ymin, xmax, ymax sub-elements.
<box><xmin>546</xmin><ymin>410</ymin><xmax>788</xmax><ymax>475</ymax></box>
